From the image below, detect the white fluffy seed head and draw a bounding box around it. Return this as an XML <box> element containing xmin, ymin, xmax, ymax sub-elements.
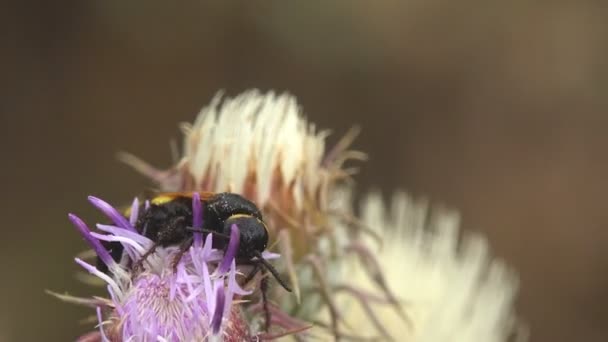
<box><xmin>330</xmin><ymin>191</ymin><xmax>525</xmax><ymax>342</ymax></box>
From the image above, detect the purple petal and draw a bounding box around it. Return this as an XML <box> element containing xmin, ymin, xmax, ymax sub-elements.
<box><xmin>129</xmin><ymin>197</ymin><xmax>139</xmax><ymax>226</ymax></box>
<box><xmin>96</xmin><ymin>224</ymin><xmax>152</xmax><ymax>247</ymax></box>
<box><xmin>96</xmin><ymin>306</ymin><xmax>110</xmax><ymax>342</ymax></box>
<box><xmin>261</xmin><ymin>251</ymin><xmax>281</xmax><ymax>260</ymax></box>
<box><xmin>169</xmin><ymin>274</ymin><xmax>178</xmax><ymax>301</ymax></box>
<box><xmin>192</xmin><ymin>192</ymin><xmax>203</xmax><ymax>247</ymax></box>
<box><xmin>184</xmin><ymin>285</ymin><xmax>205</xmax><ymax>303</ymax></box>
<box><xmin>223</xmin><ymin>282</ymin><xmax>235</xmax><ymax>332</ymax></box>
<box><xmin>188</xmin><ymin>247</ymin><xmax>206</xmax><ymax>278</ymax></box>
<box><xmin>211</xmin><ymin>285</ymin><xmax>226</xmax><ymax>334</ymax></box>
<box><xmin>202</xmin><ymin>262</ymin><xmax>213</xmax><ymax>314</ymax></box>
<box><xmin>88</xmin><ymin>196</ymin><xmax>137</xmax><ymax>233</ymax></box>
<box><xmin>218</xmin><ymin>224</ymin><xmax>240</xmax><ymax>274</ymax></box>
<box><xmin>176</xmin><ymin>263</ymin><xmax>196</xmax><ymax>301</ymax></box>
<box><xmin>106</xmin><ymin>285</ymin><xmax>124</xmax><ymax>316</ymax></box>
<box><xmin>75</xmin><ymin>258</ymin><xmax>120</xmax><ymax>296</ymax></box>
<box><xmin>68</xmin><ymin>214</ymin><xmax>115</xmax><ymax>268</ymax></box>
<box><xmin>89</xmin><ymin>232</ymin><xmax>146</xmax><ymax>256</ymax></box>
<box><xmin>222</xmin><ymin>261</ymin><xmax>251</xmax><ymax>331</ymax></box>
<box><xmin>202</xmin><ymin>233</ymin><xmax>214</xmax><ymax>259</ymax></box>
<box><xmin>228</xmin><ymin>260</ymin><xmax>252</xmax><ymax>296</ymax></box>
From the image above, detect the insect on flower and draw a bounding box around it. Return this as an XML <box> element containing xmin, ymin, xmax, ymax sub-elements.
<box><xmin>94</xmin><ymin>191</ymin><xmax>292</xmax><ymax>332</ymax></box>
<box><xmin>58</xmin><ymin>191</ymin><xmax>306</xmax><ymax>341</ymax></box>
<box><xmin>62</xmin><ymin>194</ymin><xmax>256</xmax><ymax>341</ymax></box>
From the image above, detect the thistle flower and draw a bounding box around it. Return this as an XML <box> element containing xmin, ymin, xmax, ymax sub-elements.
<box><xmin>54</xmin><ymin>195</ymin><xmax>284</xmax><ymax>341</ymax></box>
<box><xmin>61</xmin><ymin>89</ymin><xmax>525</xmax><ymax>341</ymax></box>
<box><xmin>332</xmin><ymin>192</ymin><xmax>527</xmax><ymax>341</ymax></box>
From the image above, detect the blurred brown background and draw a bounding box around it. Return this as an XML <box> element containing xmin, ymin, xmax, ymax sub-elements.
<box><xmin>1</xmin><ymin>1</ymin><xmax>607</xmax><ymax>341</ymax></box>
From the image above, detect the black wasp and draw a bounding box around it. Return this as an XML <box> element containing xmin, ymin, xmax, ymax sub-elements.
<box><xmin>97</xmin><ymin>191</ymin><xmax>291</xmax><ymax>298</ymax></box>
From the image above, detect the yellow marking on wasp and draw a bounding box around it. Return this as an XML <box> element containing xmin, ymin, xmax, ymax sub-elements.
<box><xmin>151</xmin><ymin>195</ymin><xmax>181</xmax><ymax>205</ymax></box>
<box><xmin>149</xmin><ymin>191</ymin><xmax>216</xmax><ymax>205</ymax></box>
<box><xmin>227</xmin><ymin>214</ymin><xmax>269</xmax><ymax>233</ymax></box>
<box><xmin>228</xmin><ymin>213</ymin><xmax>254</xmax><ymax>220</ymax></box>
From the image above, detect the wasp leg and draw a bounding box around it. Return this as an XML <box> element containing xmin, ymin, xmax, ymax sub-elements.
<box><xmin>242</xmin><ymin>263</ymin><xmax>261</xmax><ymax>286</ymax></box>
<box><xmin>260</xmin><ymin>274</ymin><xmax>271</xmax><ymax>332</ymax></box>
<box><xmin>253</xmin><ymin>251</ymin><xmax>292</xmax><ymax>292</ymax></box>
<box><xmin>134</xmin><ymin>216</ymin><xmax>188</xmax><ymax>272</ymax></box>
<box><xmin>133</xmin><ymin>243</ymin><xmax>159</xmax><ymax>272</ymax></box>
<box><xmin>186</xmin><ymin>226</ymin><xmax>229</xmax><ymax>239</ymax></box>
<box><xmin>238</xmin><ymin>253</ymin><xmax>292</xmax><ymax>292</ymax></box>
<box><xmin>239</xmin><ymin>260</ymin><xmax>272</xmax><ymax>332</ymax></box>
<box><xmin>170</xmin><ymin>235</ymin><xmax>194</xmax><ymax>272</ymax></box>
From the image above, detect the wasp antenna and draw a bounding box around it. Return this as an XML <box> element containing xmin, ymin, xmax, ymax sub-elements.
<box><xmin>185</xmin><ymin>227</ymin><xmax>230</xmax><ymax>239</ymax></box>
<box><xmin>254</xmin><ymin>251</ymin><xmax>292</xmax><ymax>293</ymax></box>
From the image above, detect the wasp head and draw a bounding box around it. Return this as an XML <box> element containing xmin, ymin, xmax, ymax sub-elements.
<box><xmin>223</xmin><ymin>214</ymin><xmax>269</xmax><ymax>258</ymax></box>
